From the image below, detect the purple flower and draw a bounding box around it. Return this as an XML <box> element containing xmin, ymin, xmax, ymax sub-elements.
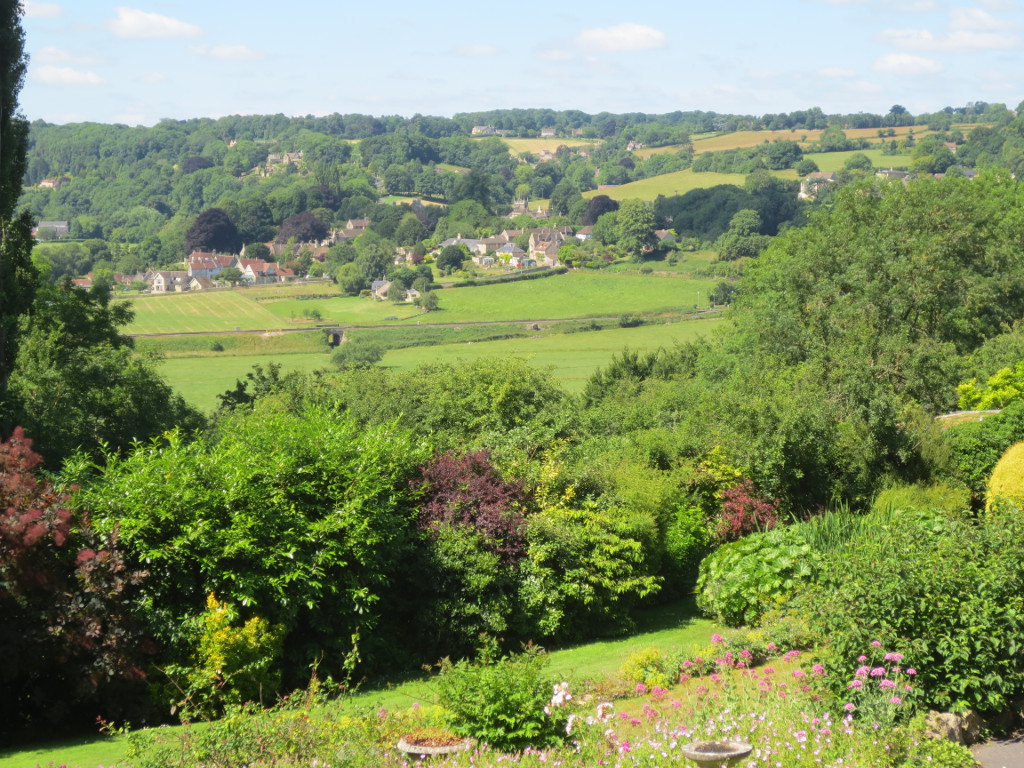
<box><xmin>855</xmin><ymin>665</ymin><xmax>870</xmax><ymax>677</ymax></box>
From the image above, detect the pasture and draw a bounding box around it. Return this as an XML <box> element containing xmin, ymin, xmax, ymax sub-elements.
<box><xmin>382</xmin><ymin>316</ymin><xmax>725</xmax><ymax>392</ymax></box>
<box><xmin>582</xmin><ymin>170</ymin><xmax>748</xmax><ymax>201</ymax></box>
<box><xmin>500</xmin><ymin>137</ymin><xmax>599</xmax><ymax>156</ymax></box>
<box><xmin>158</xmin><ymin>351</ymin><xmax>331</xmax><ymax>410</ymax></box>
<box><xmin>803</xmin><ymin>148</ymin><xmax>904</xmax><ymax>172</ymax></box>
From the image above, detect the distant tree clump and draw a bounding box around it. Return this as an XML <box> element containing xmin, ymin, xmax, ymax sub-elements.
<box><xmin>185</xmin><ymin>208</ymin><xmax>242</xmax><ymax>254</ymax></box>
<box><xmin>582</xmin><ymin>194</ymin><xmax>619</xmax><ymax>226</ymax></box>
<box><xmin>276</xmin><ymin>211</ymin><xmax>328</xmax><ymax>244</ymax></box>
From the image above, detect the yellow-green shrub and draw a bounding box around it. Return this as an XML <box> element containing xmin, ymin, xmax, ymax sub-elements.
<box><xmin>987</xmin><ymin>442</ymin><xmax>1024</xmax><ymax>511</ymax></box>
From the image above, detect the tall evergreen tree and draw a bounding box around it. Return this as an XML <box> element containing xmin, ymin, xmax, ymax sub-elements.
<box><xmin>0</xmin><ymin>0</ymin><xmax>37</xmax><ymax>437</ymax></box>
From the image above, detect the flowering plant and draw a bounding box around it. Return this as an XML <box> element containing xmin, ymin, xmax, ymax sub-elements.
<box><xmin>838</xmin><ymin>642</ymin><xmax>919</xmax><ymax>728</ymax></box>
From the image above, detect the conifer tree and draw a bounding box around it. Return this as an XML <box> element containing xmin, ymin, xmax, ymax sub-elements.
<box><xmin>0</xmin><ymin>0</ymin><xmax>36</xmax><ymax>436</ymax></box>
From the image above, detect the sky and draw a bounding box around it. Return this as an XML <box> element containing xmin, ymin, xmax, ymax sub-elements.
<box><xmin>17</xmin><ymin>0</ymin><xmax>1024</xmax><ymax>126</ymax></box>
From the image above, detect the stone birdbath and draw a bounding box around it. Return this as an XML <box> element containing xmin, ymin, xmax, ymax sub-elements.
<box><xmin>680</xmin><ymin>739</ymin><xmax>753</xmax><ymax>767</ymax></box>
<box><xmin>396</xmin><ymin>729</ymin><xmax>473</xmax><ymax>758</ymax></box>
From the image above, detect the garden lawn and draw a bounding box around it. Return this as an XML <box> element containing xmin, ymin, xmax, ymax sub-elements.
<box><xmin>0</xmin><ymin>600</ymin><xmax>721</xmax><ymax>768</ymax></box>
<box><xmin>382</xmin><ymin>317</ymin><xmax>724</xmax><ymax>392</ymax></box>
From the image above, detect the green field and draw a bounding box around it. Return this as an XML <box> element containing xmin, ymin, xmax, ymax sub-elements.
<box><xmin>155</xmin><ymin>315</ymin><xmax>724</xmax><ymax>410</ymax></box>
<box><xmin>500</xmin><ymin>137</ymin><xmax>599</xmax><ymax>156</ymax></box>
<box><xmin>802</xmin><ymin>148</ymin><xmax>905</xmax><ymax>172</ymax></box>
<box><xmin>382</xmin><ymin>316</ymin><xmax>724</xmax><ymax>392</ymax></box>
<box><xmin>583</xmin><ymin>170</ymin><xmax>750</xmax><ymax>201</ymax></box>
<box><xmin>127</xmin><ymin>272</ymin><xmax>719</xmax><ymax>335</ymax></box>
<box><xmin>158</xmin><ymin>351</ymin><xmax>331</xmax><ymax>409</ymax></box>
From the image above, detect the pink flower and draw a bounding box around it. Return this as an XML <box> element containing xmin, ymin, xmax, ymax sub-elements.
<box><xmin>710</xmin><ymin>674</ymin><xmax>722</xmax><ymax>683</ymax></box>
<box><xmin>711</xmin><ymin>633</ymin><xmax>724</xmax><ymax>644</ymax></box>
<box><xmin>906</xmin><ymin>668</ymin><xmax>917</xmax><ymax>675</ymax></box>
<box><xmin>879</xmin><ymin>679</ymin><xmax>897</xmax><ymax>689</ymax></box>
<box><xmin>884</xmin><ymin>652</ymin><xmax>904</xmax><ymax>662</ymax></box>
<box><xmin>857</xmin><ymin>655</ymin><xmax>868</xmax><ymax>662</ymax></box>
<box><xmin>843</xmin><ymin>703</ymin><xmax>856</xmax><ymax>712</ymax></box>
<box><xmin>793</xmin><ymin>669</ymin><xmax>807</xmax><ymax>679</ymax></box>
<box><xmin>682</xmin><ymin>660</ymin><xmax>694</xmax><ymax>669</ymax></box>
<box><xmin>855</xmin><ymin>665</ymin><xmax>870</xmax><ymax>677</ymax></box>
<box><xmin>871</xmin><ymin>640</ymin><xmax>882</xmax><ymax>647</ymax></box>
<box><xmin>766</xmin><ymin>643</ymin><xmax>778</xmax><ymax>651</ymax></box>
<box><xmin>635</xmin><ymin>683</ymin><xmax>646</xmax><ymax>695</ymax></box>
<box><xmin>870</xmin><ymin>667</ymin><xmax>886</xmax><ymax>677</ymax></box>
<box><xmin>889</xmin><ymin>696</ymin><xmax>903</xmax><ymax>705</ymax></box>
<box><xmin>679</xmin><ymin>674</ymin><xmax>691</xmax><ymax>683</ymax></box>
<box><xmin>763</xmin><ymin>667</ymin><xmax>776</xmax><ymax>674</ymax></box>
<box><xmin>847</xmin><ymin>680</ymin><xmax>863</xmax><ymax>689</ymax></box>
<box><xmin>812</xmin><ymin>664</ymin><xmax>826</xmax><ymax>676</ymax></box>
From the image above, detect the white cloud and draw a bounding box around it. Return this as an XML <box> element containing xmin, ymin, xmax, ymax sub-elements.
<box><xmin>978</xmin><ymin>0</ymin><xmax>1018</xmax><ymax>9</ymax></box>
<box><xmin>537</xmin><ymin>49</ymin><xmax>574</xmax><ymax>62</ymax></box>
<box><xmin>23</xmin><ymin>2</ymin><xmax>63</xmax><ymax>18</ymax></box>
<box><xmin>949</xmin><ymin>7</ymin><xmax>1004</xmax><ymax>30</ymax></box>
<box><xmin>108</xmin><ymin>7</ymin><xmax>202</xmax><ymax>39</ymax></box>
<box><xmin>878</xmin><ymin>27</ymin><xmax>1017</xmax><ymax>51</ymax></box>
<box><xmin>896</xmin><ymin>0</ymin><xmax>937</xmax><ymax>10</ymax></box>
<box><xmin>190</xmin><ymin>44</ymin><xmax>267</xmax><ymax>62</ymax></box>
<box><xmin>817</xmin><ymin>66</ymin><xmax>857</xmax><ymax>77</ymax></box>
<box><xmin>872</xmin><ymin>52</ymin><xmax>944</xmax><ymax>73</ymax></box>
<box><xmin>34</xmin><ymin>65</ymin><xmax>104</xmax><ymax>86</ymax></box>
<box><xmin>35</xmin><ymin>46</ymin><xmax>104</xmax><ymax>66</ymax></box>
<box><xmin>576</xmin><ymin>22</ymin><xmax>666</xmax><ymax>52</ymax></box>
<box><xmin>452</xmin><ymin>44</ymin><xmax>498</xmax><ymax>56</ymax></box>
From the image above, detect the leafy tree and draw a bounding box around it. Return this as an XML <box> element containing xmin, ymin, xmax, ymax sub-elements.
<box><xmin>616</xmin><ymin>199</ymin><xmax>657</xmax><ymax>259</ymax></box>
<box><xmin>843</xmin><ymin>152</ymin><xmax>873</xmax><ymax>172</ymax></box>
<box><xmin>795</xmin><ymin>158</ymin><xmax>819</xmax><ymax>176</ymax></box>
<box><xmin>331</xmin><ymin>338</ymin><xmax>385</xmax><ymax>369</ymax></box>
<box><xmin>437</xmin><ymin>244</ymin><xmax>466</xmax><ymax>275</ymax></box>
<box><xmin>276</xmin><ymin>210</ymin><xmax>327</xmax><ymax>243</ymax></box>
<box><xmin>218</xmin><ymin>266</ymin><xmax>243</xmax><ymax>284</ymax></box>
<box><xmin>9</xmin><ymin>281</ymin><xmax>203</xmax><ymax>465</ymax></box>
<box><xmin>582</xmin><ymin>194</ymin><xmax>619</xmax><ymax>226</ymax></box>
<box><xmin>185</xmin><ymin>208</ymin><xmax>242</xmax><ymax>254</ymax></box>
<box><xmin>0</xmin><ymin>0</ymin><xmax>34</xmax><ymax>435</ymax></box>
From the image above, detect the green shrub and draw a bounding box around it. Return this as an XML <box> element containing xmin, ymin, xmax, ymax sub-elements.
<box><xmin>793</xmin><ymin>508</ymin><xmax>1024</xmax><ymax>713</ymax></box>
<box><xmin>618</xmin><ymin>647</ymin><xmax>675</xmax><ymax>688</ymax></box>
<box><xmin>941</xmin><ymin>398</ymin><xmax>1024</xmax><ymax>503</ymax></box>
<box><xmin>697</xmin><ymin>527</ymin><xmax>819</xmax><ymax>627</ymax></box>
<box><xmin>661</xmin><ymin>503</ymin><xmax>711</xmax><ymax>589</ymax></box>
<box><xmin>436</xmin><ymin>639</ymin><xmax>569</xmax><ymax>751</ymax></box>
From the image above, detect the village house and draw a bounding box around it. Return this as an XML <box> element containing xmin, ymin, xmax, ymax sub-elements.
<box><xmin>187</xmin><ymin>251</ymin><xmax>236</xmax><ymax>280</ymax></box>
<box><xmin>33</xmin><ymin>220</ymin><xmax>70</xmax><ymax>239</ymax></box>
<box><xmin>150</xmin><ymin>270</ymin><xmax>189</xmax><ymax>293</ymax></box>
<box><xmin>799</xmin><ymin>171</ymin><xmax>838</xmax><ymax>199</ymax></box>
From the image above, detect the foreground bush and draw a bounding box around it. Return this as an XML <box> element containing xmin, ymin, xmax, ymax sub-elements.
<box><xmin>794</xmin><ymin>506</ymin><xmax>1024</xmax><ymax>713</ymax></box>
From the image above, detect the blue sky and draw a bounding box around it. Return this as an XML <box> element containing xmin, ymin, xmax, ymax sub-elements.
<box><xmin>18</xmin><ymin>0</ymin><xmax>1024</xmax><ymax>126</ymax></box>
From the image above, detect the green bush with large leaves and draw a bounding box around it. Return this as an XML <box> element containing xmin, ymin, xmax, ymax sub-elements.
<box><xmin>697</xmin><ymin>527</ymin><xmax>819</xmax><ymax>627</ymax></box>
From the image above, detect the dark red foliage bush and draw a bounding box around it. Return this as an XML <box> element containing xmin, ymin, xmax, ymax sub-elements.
<box><xmin>715</xmin><ymin>478</ymin><xmax>779</xmax><ymax>543</ymax></box>
<box><xmin>0</xmin><ymin>427</ymin><xmax>149</xmax><ymax>741</ymax></box>
<box><xmin>414</xmin><ymin>450</ymin><xmax>531</xmax><ymax>564</ymax></box>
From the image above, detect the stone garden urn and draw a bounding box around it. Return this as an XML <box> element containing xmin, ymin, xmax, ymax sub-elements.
<box><xmin>680</xmin><ymin>739</ymin><xmax>753</xmax><ymax>767</ymax></box>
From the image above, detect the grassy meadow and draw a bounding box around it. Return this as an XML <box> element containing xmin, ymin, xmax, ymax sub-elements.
<box><xmin>126</xmin><ymin>272</ymin><xmax>719</xmax><ymax>335</ymax></box>
<box><xmin>381</xmin><ymin>316</ymin><xmax>724</xmax><ymax>392</ymax></box>
<box><xmin>582</xmin><ymin>170</ymin><xmax>749</xmax><ymax>201</ymax></box>
<box><xmin>500</xmin><ymin>137</ymin><xmax>599</xmax><ymax>156</ymax></box>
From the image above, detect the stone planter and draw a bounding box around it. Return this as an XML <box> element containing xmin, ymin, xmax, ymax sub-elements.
<box><xmin>679</xmin><ymin>739</ymin><xmax>753</xmax><ymax>766</ymax></box>
<box><xmin>396</xmin><ymin>735</ymin><xmax>473</xmax><ymax>757</ymax></box>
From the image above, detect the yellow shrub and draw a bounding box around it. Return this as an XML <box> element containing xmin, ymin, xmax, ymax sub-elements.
<box><xmin>987</xmin><ymin>442</ymin><xmax>1024</xmax><ymax>511</ymax></box>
